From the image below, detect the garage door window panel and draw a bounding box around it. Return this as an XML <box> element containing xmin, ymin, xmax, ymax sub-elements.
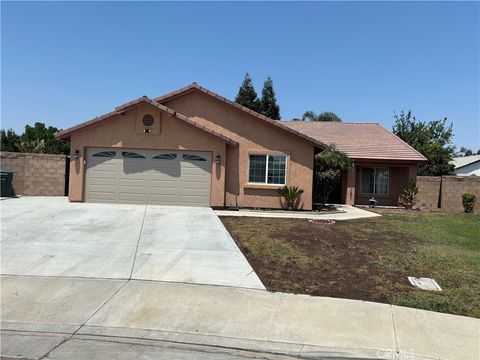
<box><xmin>92</xmin><ymin>151</ymin><xmax>116</xmax><ymax>158</ymax></box>
<box><xmin>153</xmin><ymin>153</ymin><xmax>177</xmax><ymax>160</ymax></box>
<box><xmin>122</xmin><ymin>152</ymin><xmax>145</xmax><ymax>159</ymax></box>
<box><xmin>183</xmin><ymin>154</ymin><xmax>207</xmax><ymax>161</ymax></box>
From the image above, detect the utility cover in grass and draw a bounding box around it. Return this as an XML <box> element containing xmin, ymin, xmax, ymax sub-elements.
<box><xmin>408</xmin><ymin>277</ymin><xmax>442</xmax><ymax>291</ymax></box>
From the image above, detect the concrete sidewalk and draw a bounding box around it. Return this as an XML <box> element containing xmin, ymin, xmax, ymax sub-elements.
<box><xmin>215</xmin><ymin>204</ymin><xmax>381</xmax><ymax>220</ymax></box>
<box><xmin>1</xmin><ymin>275</ymin><xmax>478</xmax><ymax>360</ymax></box>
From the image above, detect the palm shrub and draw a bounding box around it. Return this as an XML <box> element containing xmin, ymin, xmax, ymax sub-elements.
<box><xmin>314</xmin><ymin>146</ymin><xmax>351</xmax><ymax>205</ymax></box>
<box><xmin>462</xmin><ymin>193</ymin><xmax>476</xmax><ymax>213</ymax></box>
<box><xmin>278</xmin><ymin>185</ymin><xmax>304</xmax><ymax>210</ymax></box>
<box><xmin>400</xmin><ymin>180</ymin><xmax>419</xmax><ymax>209</ymax></box>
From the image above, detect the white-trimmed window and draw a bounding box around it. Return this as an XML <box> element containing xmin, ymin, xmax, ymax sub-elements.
<box><xmin>248</xmin><ymin>154</ymin><xmax>287</xmax><ymax>185</ymax></box>
<box><xmin>360</xmin><ymin>167</ymin><xmax>389</xmax><ymax>195</ymax></box>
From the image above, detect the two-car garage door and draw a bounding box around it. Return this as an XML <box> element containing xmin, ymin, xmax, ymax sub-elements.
<box><xmin>85</xmin><ymin>148</ymin><xmax>212</xmax><ymax>206</ymax></box>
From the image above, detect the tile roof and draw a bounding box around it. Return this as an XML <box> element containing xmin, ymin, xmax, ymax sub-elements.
<box><xmin>283</xmin><ymin>121</ymin><xmax>427</xmax><ymax>162</ymax></box>
<box><xmin>451</xmin><ymin>155</ymin><xmax>480</xmax><ymax>169</ymax></box>
<box><xmin>55</xmin><ymin>97</ymin><xmax>238</xmax><ymax>146</ymax></box>
<box><xmin>155</xmin><ymin>83</ymin><xmax>328</xmax><ymax>149</ymax></box>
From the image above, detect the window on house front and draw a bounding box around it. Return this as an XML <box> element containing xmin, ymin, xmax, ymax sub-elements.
<box><xmin>360</xmin><ymin>167</ymin><xmax>389</xmax><ymax>195</ymax></box>
<box><xmin>248</xmin><ymin>154</ymin><xmax>286</xmax><ymax>185</ymax></box>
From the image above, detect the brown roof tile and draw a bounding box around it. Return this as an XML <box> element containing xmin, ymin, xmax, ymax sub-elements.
<box><xmin>283</xmin><ymin>121</ymin><xmax>427</xmax><ymax>162</ymax></box>
<box><xmin>55</xmin><ymin>97</ymin><xmax>238</xmax><ymax>146</ymax></box>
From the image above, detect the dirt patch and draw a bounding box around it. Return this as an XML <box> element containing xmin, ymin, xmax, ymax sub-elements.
<box><xmin>221</xmin><ymin>216</ymin><xmax>418</xmax><ymax>303</ymax></box>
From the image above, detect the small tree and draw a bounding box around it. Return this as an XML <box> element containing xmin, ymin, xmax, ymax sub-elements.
<box><xmin>235</xmin><ymin>73</ymin><xmax>260</xmax><ymax>112</ymax></box>
<box><xmin>462</xmin><ymin>193</ymin><xmax>476</xmax><ymax>213</ymax></box>
<box><xmin>314</xmin><ymin>146</ymin><xmax>351</xmax><ymax>205</ymax></box>
<box><xmin>259</xmin><ymin>76</ymin><xmax>280</xmax><ymax>120</ymax></box>
<box><xmin>302</xmin><ymin>111</ymin><xmax>342</xmax><ymax>122</ymax></box>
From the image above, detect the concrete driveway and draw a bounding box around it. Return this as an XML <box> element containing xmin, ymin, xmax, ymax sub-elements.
<box><xmin>0</xmin><ymin>197</ymin><xmax>264</xmax><ymax>289</ymax></box>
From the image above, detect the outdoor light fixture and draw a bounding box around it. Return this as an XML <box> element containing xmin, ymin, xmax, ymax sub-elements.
<box><xmin>73</xmin><ymin>150</ymin><xmax>80</xmax><ymax>159</ymax></box>
<box><xmin>216</xmin><ymin>155</ymin><xmax>221</xmax><ymax>164</ymax></box>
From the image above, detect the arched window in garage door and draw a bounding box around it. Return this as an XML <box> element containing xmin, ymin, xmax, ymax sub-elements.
<box><xmin>152</xmin><ymin>153</ymin><xmax>177</xmax><ymax>160</ymax></box>
<box><xmin>183</xmin><ymin>154</ymin><xmax>207</xmax><ymax>161</ymax></box>
<box><xmin>122</xmin><ymin>152</ymin><xmax>145</xmax><ymax>159</ymax></box>
<box><xmin>92</xmin><ymin>151</ymin><xmax>116</xmax><ymax>158</ymax></box>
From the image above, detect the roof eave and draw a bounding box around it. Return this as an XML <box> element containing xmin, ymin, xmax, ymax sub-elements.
<box><xmin>55</xmin><ymin>97</ymin><xmax>238</xmax><ymax>146</ymax></box>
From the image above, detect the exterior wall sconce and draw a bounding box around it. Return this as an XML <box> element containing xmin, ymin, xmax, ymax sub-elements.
<box><xmin>215</xmin><ymin>155</ymin><xmax>221</xmax><ymax>164</ymax></box>
<box><xmin>73</xmin><ymin>150</ymin><xmax>80</xmax><ymax>160</ymax></box>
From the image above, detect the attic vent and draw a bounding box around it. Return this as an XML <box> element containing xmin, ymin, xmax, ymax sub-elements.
<box><xmin>142</xmin><ymin>114</ymin><xmax>154</xmax><ymax>126</ymax></box>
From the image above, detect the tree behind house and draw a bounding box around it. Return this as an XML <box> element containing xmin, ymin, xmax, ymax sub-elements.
<box><xmin>259</xmin><ymin>76</ymin><xmax>281</xmax><ymax>120</ymax></box>
<box><xmin>302</xmin><ymin>111</ymin><xmax>342</xmax><ymax>122</ymax></box>
<box><xmin>235</xmin><ymin>73</ymin><xmax>260</xmax><ymax>112</ymax></box>
<box><xmin>393</xmin><ymin>110</ymin><xmax>455</xmax><ymax>176</ymax></box>
<box><xmin>0</xmin><ymin>129</ymin><xmax>20</xmax><ymax>152</ymax></box>
<box><xmin>0</xmin><ymin>122</ymin><xmax>70</xmax><ymax>155</ymax></box>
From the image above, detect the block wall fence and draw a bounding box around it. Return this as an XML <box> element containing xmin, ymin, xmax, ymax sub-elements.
<box><xmin>417</xmin><ymin>175</ymin><xmax>480</xmax><ymax>213</ymax></box>
<box><xmin>0</xmin><ymin>152</ymin><xmax>68</xmax><ymax>196</ymax></box>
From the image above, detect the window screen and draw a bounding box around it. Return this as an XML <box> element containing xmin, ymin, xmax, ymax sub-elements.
<box><xmin>249</xmin><ymin>154</ymin><xmax>286</xmax><ymax>184</ymax></box>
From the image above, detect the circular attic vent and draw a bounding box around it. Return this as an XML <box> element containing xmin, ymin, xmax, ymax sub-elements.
<box><xmin>142</xmin><ymin>114</ymin><xmax>155</xmax><ymax>126</ymax></box>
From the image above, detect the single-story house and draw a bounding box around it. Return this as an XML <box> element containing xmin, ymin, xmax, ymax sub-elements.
<box><xmin>56</xmin><ymin>83</ymin><xmax>426</xmax><ymax>209</ymax></box>
<box><xmin>451</xmin><ymin>155</ymin><xmax>480</xmax><ymax>176</ymax></box>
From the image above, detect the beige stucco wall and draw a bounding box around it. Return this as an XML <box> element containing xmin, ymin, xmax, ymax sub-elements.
<box><xmin>164</xmin><ymin>91</ymin><xmax>315</xmax><ymax>210</ymax></box>
<box><xmin>68</xmin><ymin>103</ymin><xmax>227</xmax><ymax>206</ymax></box>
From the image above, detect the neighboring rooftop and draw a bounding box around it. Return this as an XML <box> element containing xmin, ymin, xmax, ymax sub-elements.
<box><xmin>451</xmin><ymin>155</ymin><xmax>480</xmax><ymax>169</ymax></box>
<box><xmin>283</xmin><ymin>121</ymin><xmax>427</xmax><ymax>162</ymax></box>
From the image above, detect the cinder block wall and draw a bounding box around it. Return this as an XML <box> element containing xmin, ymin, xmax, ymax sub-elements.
<box><xmin>417</xmin><ymin>175</ymin><xmax>480</xmax><ymax>213</ymax></box>
<box><xmin>0</xmin><ymin>152</ymin><xmax>66</xmax><ymax>196</ymax></box>
<box><xmin>441</xmin><ymin>176</ymin><xmax>480</xmax><ymax>213</ymax></box>
<box><xmin>416</xmin><ymin>176</ymin><xmax>441</xmax><ymax>209</ymax></box>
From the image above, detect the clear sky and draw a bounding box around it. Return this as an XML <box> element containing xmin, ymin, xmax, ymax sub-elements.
<box><xmin>2</xmin><ymin>1</ymin><xmax>479</xmax><ymax>150</ymax></box>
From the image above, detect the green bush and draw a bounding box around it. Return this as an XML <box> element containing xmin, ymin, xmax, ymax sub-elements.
<box><xmin>462</xmin><ymin>193</ymin><xmax>476</xmax><ymax>213</ymax></box>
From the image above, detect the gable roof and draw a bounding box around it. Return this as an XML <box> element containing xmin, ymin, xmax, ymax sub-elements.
<box><xmin>451</xmin><ymin>155</ymin><xmax>480</xmax><ymax>169</ymax></box>
<box><xmin>55</xmin><ymin>97</ymin><xmax>238</xmax><ymax>146</ymax></box>
<box><xmin>155</xmin><ymin>83</ymin><xmax>328</xmax><ymax>149</ymax></box>
<box><xmin>283</xmin><ymin>121</ymin><xmax>427</xmax><ymax>162</ymax></box>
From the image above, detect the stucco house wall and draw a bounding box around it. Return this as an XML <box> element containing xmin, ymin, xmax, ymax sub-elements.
<box><xmin>68</xmin><ymin>103</ymin><xmax>227</xmax><ymax>206</ymax></box>
<box><xmin>163</xmin><ymin>91</ymin><xmax>315</xmax><ymax>210</ymax></box>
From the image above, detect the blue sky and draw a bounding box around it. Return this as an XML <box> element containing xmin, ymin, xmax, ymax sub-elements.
<box><xmin>2</xmin><ymin>1</ymin><xmax>479</xmax><ymax>150</ymax></box>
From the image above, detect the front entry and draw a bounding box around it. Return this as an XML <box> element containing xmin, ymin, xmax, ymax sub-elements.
<box><xmin>84</xmin><ymin>148</ymin><xmax>212</xmax><ymax>206</ymax></box>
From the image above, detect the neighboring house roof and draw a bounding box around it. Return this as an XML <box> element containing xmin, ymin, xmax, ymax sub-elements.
<box><xmin>283</xmin><ymin>121</ymin><xmax>427</xmax><ymax>162</ymax></box>
<box><xmin>154</xmin><ymin>83</ymin><xmax>328</xmax><ymax>149</ymax></box>
<box><xmin>451</xmin><ymin>155</ymin><xmax>480</xmax><ymax>170</ymax></box>
<box><xmin>55</xmin><ymin>97</ymin><xmax>238</xmax><ymax>146</ymax></box>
